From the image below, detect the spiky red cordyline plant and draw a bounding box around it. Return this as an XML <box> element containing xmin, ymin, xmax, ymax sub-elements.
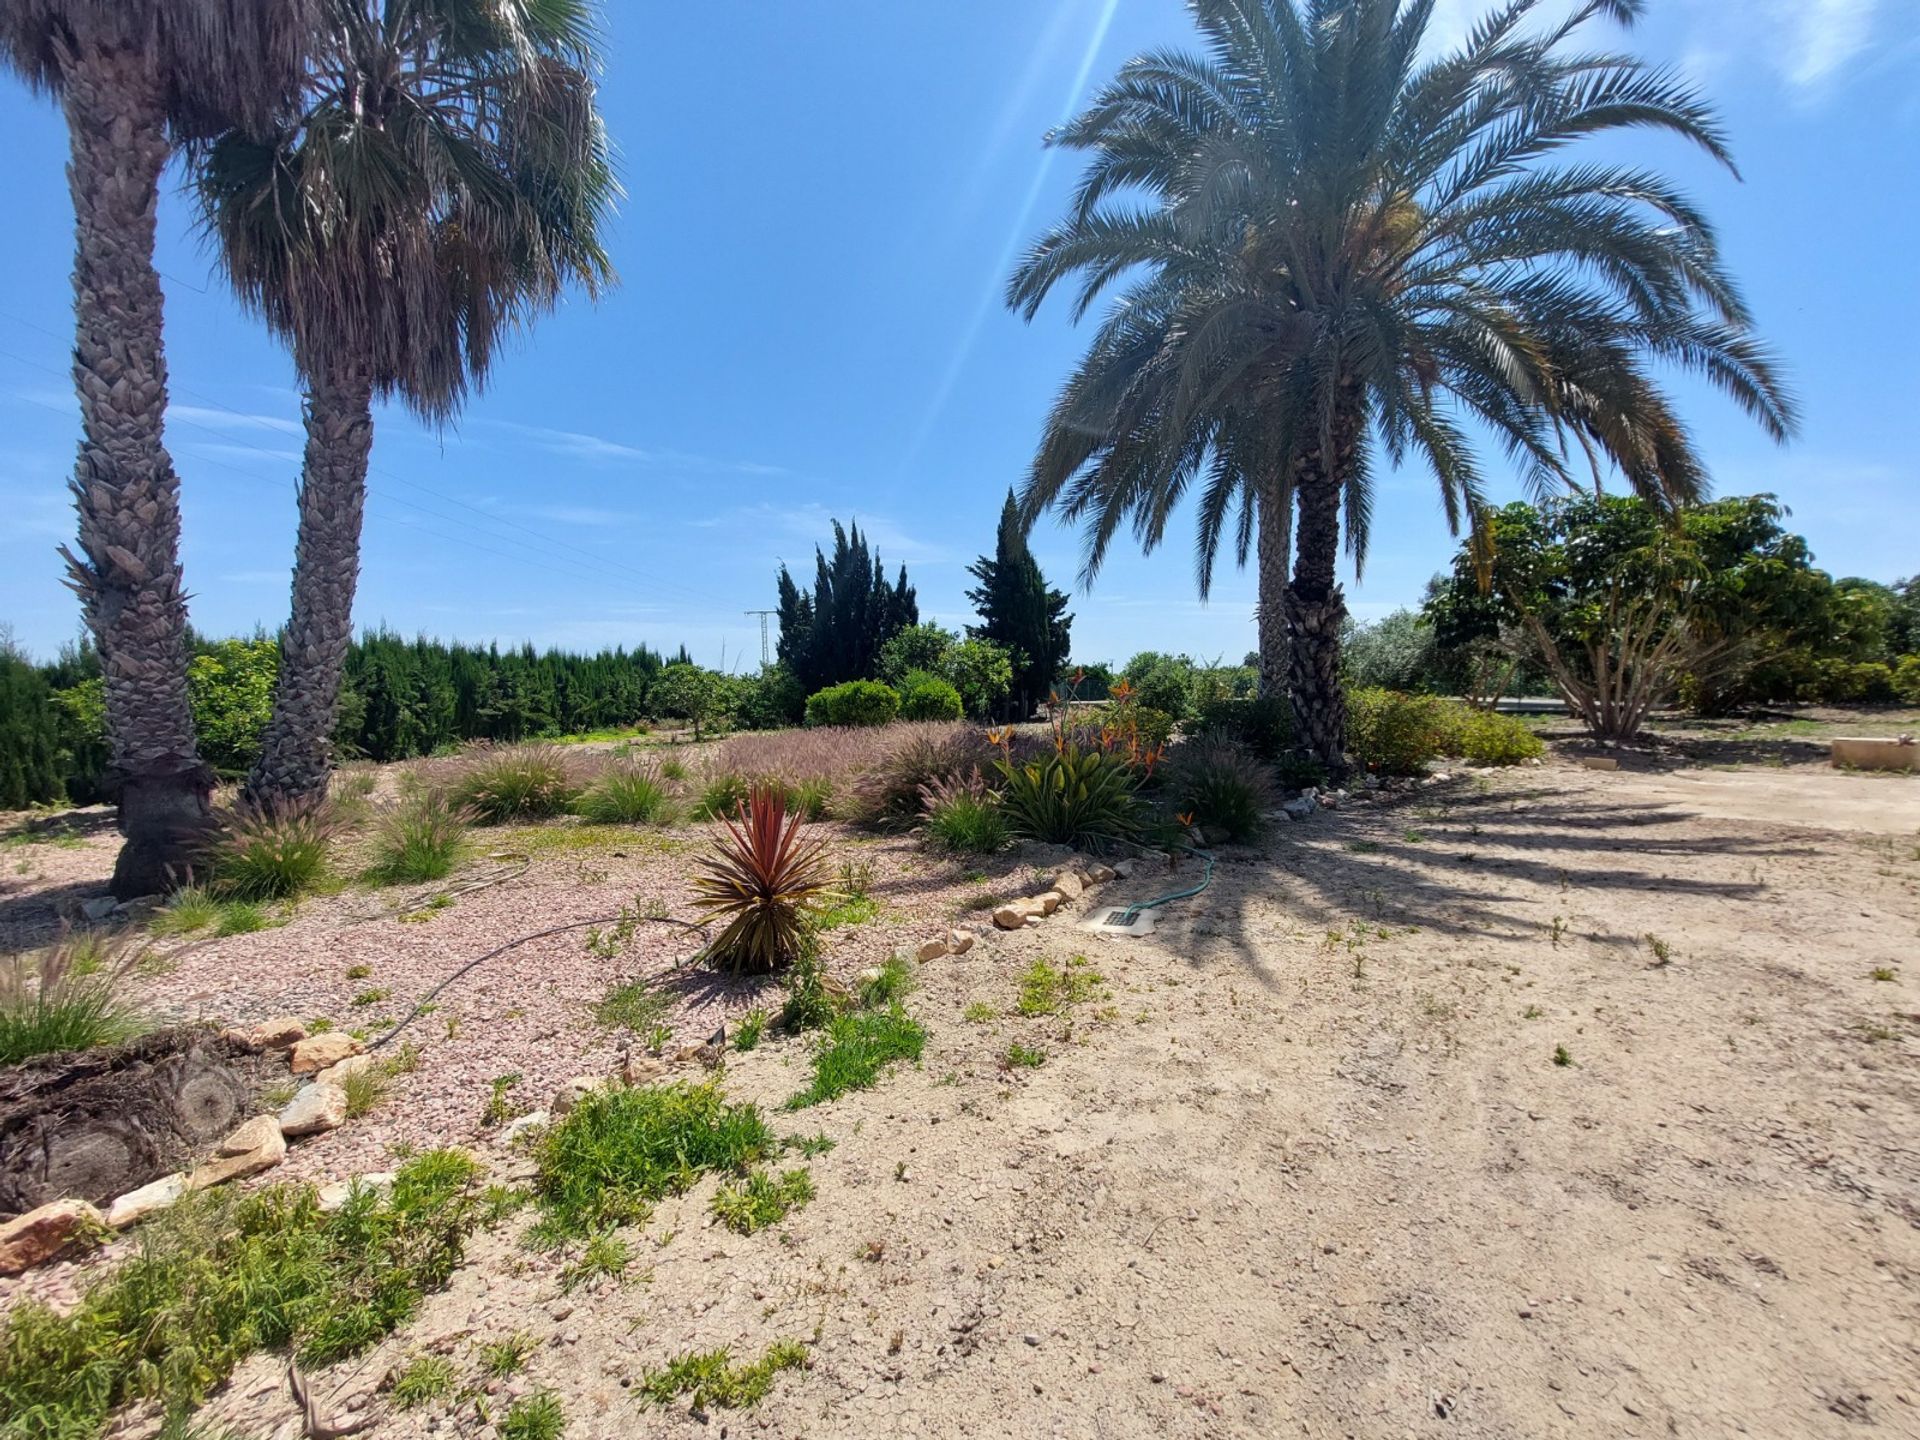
<box><xmin>692</xmin><ymin>784</ymin><xmax>832</xmax><ymax>976</ymax></box>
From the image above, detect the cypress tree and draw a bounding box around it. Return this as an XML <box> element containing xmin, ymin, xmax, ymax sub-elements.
<box><xmin>774</xmin><ymin>520</ymin><xmax>919</xmax><ymax>692</ymax></box>
<box><xmin>0</xmin><ymin>641</ymin><xmax>63</xmax><ymax>807</ymax></box>
<box><xmin>967</xmin><ymin>491</ymin><xmax>1073</xmax><ymax>718</ymax></box>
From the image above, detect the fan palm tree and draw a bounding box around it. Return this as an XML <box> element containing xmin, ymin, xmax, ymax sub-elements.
<box><xmin>195</xmin><ymin>0</ymin><xmax>617</xmax><ymax>807</ymax></box>
<box><xmin>1008</xmin><ymin>0</ymin><xmax>1793</xmax><ymax>775</ymax></box>
<box><xmin>1</xmin><ymin>2</ymin><xmax>316</xmax><ymax>896</ymax></box>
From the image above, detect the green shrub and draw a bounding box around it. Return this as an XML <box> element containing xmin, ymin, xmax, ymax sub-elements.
<box><xmin>1893</xmin><ymin>654</ymin><xmax>1920</xmax><ymax>706</ymax></box>
<box><xmin>0</xmin><ymin>1151</ymin><xmax>479</xmax><ymax>1438</ymax></box>
<box><xmin>786</xmin><ymin>1004</ymin><xmax>926</xmax><ymax>1109</ymax></box>
<box><xmin>390</xmin><ymin>1353</ymin><xmax>459</xmax><ymax>1409</ymax></box>
<box><xmin>365</xmin><ymin>791</ymin><xmax>472</xmax><ymax>885</ymax></box>
<box><xmin>692</xmin><ymin>770</ymin><xmax>752</xmax><ymax>821</ymax></box>
<box><xmin>1191</xmin><ymin>692</ymin><xmax>1294</xmax><ymax>761</ymax></box>
<box><xmin>534</xmin><ymin>1082</ymin><xmax>775</xmax><ymax>1236</ymax></box>
<box><xmin>925</xmin><ymin>793</ymin><xmax>1008</xmax><ymax>854</ymax></box>
<box><xmin>148</xmin><ymin>886</ymin><xmax>223</xmax><ymax>937</ymax></box>
<box><xmin>1346</xmin><ymin>689</ymin><xmax>1451</xmax><ymax>776</ymax></box>
<box><xmin>0</xmin><ymin>647</ymin><xmax>62</xmax><ymax>809</ymax></box>
<box><xmin>501</xmin><ymin>1390</ymin><xmax>566</xmax><ymax>1440</ymax></box>
<box><xmin>1167</xmin><ymin>732</ymin><xmax>1274</xmax><ymax>842</ymax></box>
<box><xmin>575</xmin><ymin>763</ymin><xmax>675</xmax><ymax>825</ymax></box>
<box><xmin>804</xmin><ymin>680</ymin><xmax>900</xmax><ymax>728</ymax></box>
<box><xmin>995</xmin><ymin>743</ymin><xmax>1140</xmax><ymax>848</ymax></box>
<box><xmin>0</xmin><ymin>939</ymin><xmax>140</xmax><ymax>1065</ymax></box>
<box><xmin>691</xmin><ymin>785</ymin><xmax>833</xmax><ymax>976</ymax></box>
<box><xmin>206</xmin><ymin>802</ymin><xmax>338</xmax><ymax>900</ymax></box>
<box><xmin>896</xmin><ymin>670</ymin><xmax>964</xmax><ymax>722</ymax></box>
<box><xmin>449</xmin><ymin>745</ymin><xmax>579</xmax><ymax>823</ymax></box>
<box><xmin>1448</xmin><ymin>708</ymin><xmax>1545</xmax><ymax>766</ymax></box>
<box><xmin>710</xmin><ymin>1167</ymin><xmax>815</xmax><ymax>1234</ymax></box>
<box><xmin>1119</xmin><ymin>653</ymin><xmax>1199</xmax><ymax>720</ymax></box>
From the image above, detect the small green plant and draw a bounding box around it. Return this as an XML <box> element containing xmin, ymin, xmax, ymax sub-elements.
<box><xmin>365</xmin><ymin>791</ymin><xmax>473</xmax><ymax>884</ymax></box>
<box><xmin>351</xmin><ymin>987</ymin><xmax>390</xmax><ymax>1007</ymax></box>
<box><xmin>691</xmin><ymin>770</ymin><xmax>752</xmax><ymax>822</ymax></box>
<box><xmin>479</xmin><ymin>1331</ymin><xmax>538</xmax><ymax>1378</ymax></box>
<box><xmin>1004</xmin><ymin>1042</ymin><xmax>1047</xmax><ymax>1069</ymax></box>
<box><xmin>775</xmin><ymin>948</ymin><xmax>845</xmax><ymax>1034</ymax></box>
<box><xmin>857</xmin><ymin>956</ymin><xmax>913</xmax><ymax>1008</ymax></box>
<box><xmin>534</xmin><ymin>1081</ymin><xmax>775</xmax><ymax>1237</ymax></box>
<box><xmin>994</xmin><ymin>742</ymin><xmax>1140</xmax><ymax>848</ymax></box>
<box><xmin>1643</xmin><ymin>933</ymin><xmax>1672</xmax><ymax>967</ymax></box>
<box><xmin>786</xmin><ymin>1005</ymin><xmax>926</xmax><ymax>1109</ymax></box>
<box><xmin>711</xmin><ymin>1168</ymin><xmax>815</xmax><ymax>1234</ymax></box>
<box><xmin>1401</xmin><ymin>828</ymin><xmax>1427</xmax><ymax>844</ymax></box>
<box><xmin>390</xmin><ymin>1353</ymin><xmax>459</xmax><ymax>1409</ymax></box>
<box><xmin>1550</xmin><ymin>916</ymin><xmax>1566</xmax><ymax>948</ymax></box>
<box><xmin>481</xmin><ymin>1074</ymin><xmax>524</xmax><ymax>1129</ymax></box>
<box><xmin>781</xmin><ymin>1132</ymin><xmax>836</xmax><ymax>1158</ymax></box>
<box><xmin>1552</xmin><ymin>1044</ymin><xmax>1573</xmax><ymax>1067</ymax></box>
<box><xmin>214</xmin><ymin>901</ymin><xmax>273</xmax><ymax>936</ymax></box>
<box><xmin>501</xmin><ymin>1391</ymin><xmax>566</xmax><ymax>1440</ymax></box>
<box><xmin>594</xmin><ymin>979</ymin><xmax>669</xmax><ymax>1033</ymax></box>
<box><xmin>640</xmin><ymin>1340</ymin><xmax>809</xmax><ymax>1411</ymax></box>
<box><xmin>341</xmin><ymin>1067</ymin><xmax>389</xmax><ymax>1119</ymax></box>
<box><xmin>1870</xmin><ymin>967</ymin><xmax>1897</xmax><ymax>982</ymax></box>
<box><xmin>205</xmin><ymin>801</ymin><xmax>338</xmax><ymax>900</ymax></box>
<box><xmin>1015</xmin><ymin>957</ymin><xmax>1099</xmax><ymax>1017</ymax></box>
<box><xmin>148</xmin><ymin>886</ymin><xmax>222</xmax><ymax>937</ymax></box>
<box><xmin>576</xmin><ymin>763</ymin><xmax>675</xmax><ymax>825</ymax></box>
<box><xmin>733</xmin><ymin>1009</ymin><xmax>769</xmax><ymax>1051</ymax></box>
<box><xmin>451</xmin><ymin>745</ymin><xmax>580</xmax><ymax>824</ymax></box>
<box><xmin>0</xmin><ymin>938</ymin><xmax>141</xmax><ymax>1065</ymax></box>
<box><xmin>925</xmin><ymin>793</ymin><xmax>1009</xmax><ymax>855</ymax></box>
<box><xmin>1166</xmin><ymin>732</ymin><xmax>1273</xmax><ymax>842</ymax></box>
<box><xmin>345</xmin><ymin>963</ymin><xmax>372</xmax><ymax>980</ymax></box>
<box><xmin>815</xmin><ymin>892</ymin><xmax>881</xmax><ymax>930</ymax></box>
<box><xmin>1523</xmin><ymin>1004</ymin><xmax>1543</xmax><ymax>1019</ymax></box>
<box><xmin>561</xmin><ymin>1231</ymin><xmax>632</xmax><ymax>1291</ymax></box>
<box><xmin>963</xmin><ymin>1001</ymin><xmax>996</xmax><ymax>1023</ymax></box>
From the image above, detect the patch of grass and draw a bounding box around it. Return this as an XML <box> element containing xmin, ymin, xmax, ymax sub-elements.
<box><xmin>815</xmin><ymin>893</ymin><xmax>881</xmax><ymax>931</ymax></box>
<box><xmin>576</xmin><ymin>765</ymin><xmax>676</xmax><ymax>825</ymax></box>
<box><xmin>691</xmin><ymin>771</ymin><xmax>752</xmax><ymax>822</ymax></box>
<box><xmin>206</xmin><ymin>803</ymin><xmax>338</xmax><ymax>901</ymax></box>
<box><xmin>479</xmin><ymin>1331</ymin><xmax>538</xmax><ymax>1378</ymax></box>
<box><xmin>786</xmin><ymin>1005</ymin><xmax>927</xmax><ymax>1110</ymax></box>
<box><xmin>214</xmin><ymin>901</ymin><xmax>273</xmax><ymax>937</ymax></box>
<box><xmin>148</xmin><ymin>887</ymin><xmax>223</xmax><ymax>937</ymax></box>
<box><xmin>365</xmin><ymin>792</ymin><xmax>472</xmax><ymax>885</ymax></box>
<box><xmin>781</xmin><ymin>1132</ymin><xmax>835</xmax><ymax>1158</ymax></box>
<box><xmin>1643</xmin><ymin>933</ymin><xmax>1673</xmax><ymax>967</ymax></box>
<box><xmin>639</xmin><ymin>1340</ymin><xmax>809</xmax><ymax>1411</ymax></box>
<box><xmin>351</xmin><ymin>987</ymin><xmax>390</xmax><ymax>1007</ymax></box>
<box><xmin>957</xmin><ymin>888</ymin><xmax>1006</xmax><ymax>914</ymax></box>
<box><xmin>1401</xmin><ymin>828</ymin><xmax>1427</xmax><ymax>844</ymax></box>
<box><xmin>857</xmin><ymin>956</ymin><xmax>913</xmax><ymax>1008</ymax></box>
<box><xmin>1871</xmin><ymin>967</ymin><xmax>1897</xmax><ymax>982</ymax></box>
<box><xmin>775</xmin><ymin>950</ymin><xmax>844</xmax><ymax>1035</ymax></box>
<box><xmin>501</xmin><ymin>1391</ymin><xmax>566</xmax><ymax>1440</ymax></box>
<box><xmin>481</xmin><ymin>1073</ymin><xmax>525</xmax><ymax>1129</ymax></box>
<box><xmin>560</xmin><ymin>1232</ymin><xmax>632</xmax><ymax>1291</ymax></box>
<box><xmin>534</xmin><ymin>1081</ymin><xmax>775</xmax><ymax>1237</ymax></box>
<box><xmin>451</xmin><ymin>745</ymin><xmax>580</xmax><ymax>824</ymax></box>
<box><xmin>1552</xmin><ymin>1044</ymin><xmax>1573</xmax><ymax>1067</ymax></box>
<box><xmin>341</xmin><ymin>1067</ymin><xmax>388</xmax><ymax>1120</ymax></box>
<box><xmin>0</xmin><ymin>939</ymin><xmax>141</xmax><ymax>1066</ymax></box>
<box><xmin>390</xmin><ymin>1353</ymin><xmax>459</xmax><ymax>1409</ymax></box>
<box><xmin>1523</xmin><ymin>1004</ymin><xmax>1543</xmax><ymax>1019</ymax></box>
<box><xmin>925</xmin><ymin>795</ymin><xmax>1009</xmax><ymax>855</ymax></box>
<box><xmin>711</xmin><ymin>1167</ymin><xmax>815</xmax><ymax>1235</ymax></box>
<box><xmin>345</xmin><ymin>963</ymin><xmax>372</xmax><ymax>980</ymax></box>
<box><xmin>1003</xmin><ymin>1042</ymin><xmax>1047</xmax><ymax>1069</ymax></box>
<box><xmin>594</xmin><ymin>979</ymin><xmax>669</xmax><ymax>1033</ymax></box>
<box><xmin>733</xmin><ymin>1009</ymin><xmax>768</xmax><ymax>1051</ymax></box>
<box><xmin>1344</xmin><ymin>839</ymin><xmax>1381</xmax><ymax>854</ymax></box>
<box><xmin>1015</xmin><ymin>957</ymin><xmax>1100</xmax><ymax>1017</ymax></box>
<box><xmin>963</xmin><ymin>1001</ymin><xmax>996</xmax><ymax>1024</ymax></box>
<box><xmin>0</xmin><ymin>1151</ymin><xmax>480</xmax><ymax>1437</ymax></box>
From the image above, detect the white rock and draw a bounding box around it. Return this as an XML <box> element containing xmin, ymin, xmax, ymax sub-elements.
<box><xmin>220</xmin><ymin>1114</ymin><xmax>283</xmax><ymax>1156</ymax></box>
<box><xmin>106</xmin><ymin>1173</ymin><xmax>188</xmax><ymax>1228</ymax></box>
<box><xmin>250</xmin><ymin>1016</ymin><xmax>308</xmax><ymax>1050</ymax></box>
<box><xmin>1036</xmin><ymin>890</ymin><xmax>1065</xmax><ymax>916</ymax></box>
<box><xmin>314</xmin><ymin>1052</ymin><xmax>375</xmax><ymax>1087</ymax></box>
<box><xmin>946</xmin><ymin>928</ymin><xmax>975</xmax><ymax>955</ymax></box>
<box><xmin>317</xmin><ymin>1171</ymin><xmax>396</xmax><ymax>1213</ymax></box>
<box><xmin>188</xmin><ymin>1123</ymin><xmax>286</xmax><ymax>1191</ymax></box>
<box><xmin>279</xmin><ymin>1082</ymin><xmax>348</xmax><ymax>1138</ymax></box>
<box><xmin>1111</xmin><ymin>859</ymin><xmax>1136</xmax><ymax>879</ymax></box>
<box><xmin>1051</xmin><ymin>872</ymin><xmax>1085</xmax><ymax>901</ymax></box>
<box><xmin>496</xmin><ymin>1110</ymin><xmax>551</xmax><ymax>1148</ymax></box>
<box><xmin>1084</xmin><ymin>864</ymin><xmax>1116</xmax><ymax>885</ymax></box>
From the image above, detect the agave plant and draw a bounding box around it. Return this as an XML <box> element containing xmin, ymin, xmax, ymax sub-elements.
<box><xmin>691</xmin><ymin>785</ymin><xmax>833</xmax><ymax>976</ymax></box>
<box><xmin>994</xmin><ymin>742</ymin><xmax>1141</xmax><ymax>850</ymax></box>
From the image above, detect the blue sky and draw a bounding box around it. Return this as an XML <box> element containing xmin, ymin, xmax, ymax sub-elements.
<box><xmin>2</xmin><ymin>0</ymin><xmax>1916</xmax><ymax>668</ymax></box>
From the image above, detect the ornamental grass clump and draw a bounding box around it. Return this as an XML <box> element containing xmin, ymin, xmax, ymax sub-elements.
<box><xmin>576</xmin><ymin>761</ymin><xmax>676</xmax><ymax>825</ymax></box>
<box><xmin>365</xmin><ymin>791</ymin><xmax>474</xmax><ymax>884</ymax></box>
<box><xmin>1166</xmin><ymin>731</ymin><xmax>1274</xmax><ymax>843</ymax></box>
<box><xmin>0</xmin><ymin>937</ymin><xmax>142</xmax><ymax>1065</ymax></box>
<box><xmin>691</xmin><ymin>784</ymin><xmax>832</xmax><ymax>975</ymax></box>
<box><xmin>206</xmin><ymin>800</ymin><xmax>340</xmax><ymax>900</ymax></box>
<box><xmin>450</xmin><ymin>744</ymin><xmax>581</xmax><ymax>823</ymax></box>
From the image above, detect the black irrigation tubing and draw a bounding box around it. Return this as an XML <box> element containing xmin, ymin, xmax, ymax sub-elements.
<box><xmin>369</xmin><ymin>914</ymin><xmax>711</xmax><ymax>1052</ymax></box>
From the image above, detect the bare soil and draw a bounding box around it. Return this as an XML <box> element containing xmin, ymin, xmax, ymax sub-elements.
<box><xmin>3</xmin><ymin>737</ymin><xmax>1917</xmax><ymax>1438</ymax></box>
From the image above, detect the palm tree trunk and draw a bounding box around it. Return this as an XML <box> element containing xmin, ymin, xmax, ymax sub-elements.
<box><xmin>52</xmin><ymin>43</ymin><xmax>211</xmax><ymax>898</ymax></box>
<box><xmin>1255</xmin><ymin>480</ymin><xmax>1292</xmax><ymax>698</ymax></box>
<box><xmin>244</xmin><ymin>360</ymin><xmax>375</xmax><ymax>808</ymax></box>
<box><xmin>1285</xmin><ymin>406</ymin><xmax>1363</xmax><ymax>779</ymax></box>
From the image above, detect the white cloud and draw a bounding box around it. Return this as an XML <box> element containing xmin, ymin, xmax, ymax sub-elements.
<box><xmin>169</xmin><ymin>404</ymin><xmax>302</xmax><ymax>436</ymax></box>
<box><xmin>476</xmin><ymin>419</ymin><xmax>788</xmax><ymax>477</ymax></box>
<box><xmin>1769</xmin><ymin>0</ymin><xmax>1878</xmax><ymax>91</ymax></box>
<box><xmin>513</xmin><ymin>503</ymin><xmax>644</xmax><ymax>528</ymax></box>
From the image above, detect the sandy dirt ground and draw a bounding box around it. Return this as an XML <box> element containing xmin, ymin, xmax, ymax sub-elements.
<box><xmin>4</xmin><ymin>749</ymin><xmax>1918</xmax><ymax>1438</ymax></box>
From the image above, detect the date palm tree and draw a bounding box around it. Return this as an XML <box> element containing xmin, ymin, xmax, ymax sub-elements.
<box><xmin>1008</xmin><ymin>0</ymin><xmax>1793</xmax><ymax>774</ymax></box>
<box><xmin>195</xmin><ymin>0</ymin><xmax>617</xmax><ymax>807</ymax></box>
<box><xmin>1</xmin><ymin>2</ymin><xmax>316</xmax><ymax>895</ymax></box>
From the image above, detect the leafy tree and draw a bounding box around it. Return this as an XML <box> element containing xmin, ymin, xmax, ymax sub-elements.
<box><xmin>1008</xmin><ymin>0</ymin><xmax>1793</xmax><ymax>776</ymax></box>
<box><xmin>945</xmin><ymin>639</ymin><xmax>1015</xmax><ymax>721</ymax></box>
<box><xmin>196</xmin><ymin>0</ymin><xmax>616</xmax><ymax>807</ymax></box>
<box><xmin>967</xmin><ymin>491</ymin><xmax>1073</xmax><ymax>718</ymax></box>
<box><xmin>877</xmin><ymin>624</ymin><xmax>957</xmax><ymax>686</ymax></box>
<box><xmin>1889</xmin><ymin>577</ymin><xmax>1920</xmax><ymax>657</ymax></box>
<box><xmin>1427</xmin><ymin>494</ymin><xmax>1827</xmax><ymax>738</ymax></box>
<box><xmin>187</xmin><ymin>639</ymin><xmax>279</xmax><ymax>775</ymax></box>
<box><xmin>651</xmin><ymin>663</ymin><xmax>729</xmax><ymax>740</ymax></box>
<box><xmin>2</xmin><ymin>0</ymin><xmax>314</xmax><ymax>893</ymax></box>
<box><xmin>1341</xmin><ymin>611</ymin><xmax>1439</xmax><ymax>692</ymax></box>
<box><xmin>1</xmin><ymin>635</ymin><xmax>62</xmax><ymax>808</ymax></box>
<box><xmin>774</xmin><ymin>521</ymin><xmax>919</xmax><ymax>693</ymax></box>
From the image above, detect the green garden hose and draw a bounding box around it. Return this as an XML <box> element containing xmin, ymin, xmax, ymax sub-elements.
<box><xmin>1113</xmin><ymin>844</ymin><xmax>1215</xmax><ymax>925</ymax></box>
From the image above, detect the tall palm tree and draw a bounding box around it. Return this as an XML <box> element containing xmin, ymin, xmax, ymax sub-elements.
<box><xmin>1008</xmin><ymin>0</ymin><xmax>1793</xmax><ymax>775</ymax></box>
<box><xmin>195</xmin><ymin>0</ymin><xmax>617</xmax><ymax>808</ymax></box>
<box><xmin>1</xmin><ymin>2</ymin><xmax>316</xmax><ymax>895</ymax></box>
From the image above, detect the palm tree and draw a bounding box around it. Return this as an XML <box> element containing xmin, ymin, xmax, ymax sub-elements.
<box><xmin>1008</xmin><ymin>0</ymin><xmax>1793</xmax><ymax>775</ymax></box>
<box><xmin>0</xmin><ymin>2</ymin><xmax>316</xmax><ymax>896</ymax></box>
<box><xmin>194</xmin><ymin>0</ymin><xmax>617</xmax><ymax>808</ymax></box>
